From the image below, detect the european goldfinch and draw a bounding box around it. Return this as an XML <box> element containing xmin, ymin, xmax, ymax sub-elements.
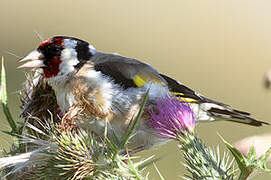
<box><xmin>18</xmin><ymin>36</ymin><xmax>268</xmax><ymax>149</ymax></box>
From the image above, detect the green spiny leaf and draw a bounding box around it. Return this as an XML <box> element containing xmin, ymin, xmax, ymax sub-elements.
<box><xmin>258</xmin><ymin>147</ymin><xmax>271</xmax><ymax>169</ymax></box>
<box><xmin>1</xmin><ymin>57</ymin><xmax>17</xmax><ymax>134</ymax></box>
<box><xmin>247</xmin><ymin>146</ymin><xmax>256</xmax><ymax>161</ymax></box>
<box><xmin>220</xmin><ymin>135</ymin><xmax>247</xmax><ymax>171</ymax></box>
<box><xmin>119</xmin><ymin>89</ymin><xmax>149</xmax><ymax>148</ymax></box>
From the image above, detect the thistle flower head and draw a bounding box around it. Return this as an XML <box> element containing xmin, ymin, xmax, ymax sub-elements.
<box><xmin>148</xmin><ymin>95</ymin><xmax>195</xmax><ymax>139</ymax></box>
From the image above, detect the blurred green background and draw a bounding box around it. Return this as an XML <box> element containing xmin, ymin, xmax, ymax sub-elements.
<box><xmin>1</xmin><ymin>0</ymin><xmax>271</xmax><ymax>179</ymax></box>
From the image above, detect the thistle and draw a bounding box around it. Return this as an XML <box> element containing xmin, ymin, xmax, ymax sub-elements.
<box><xmin>0</xmin><ymin>120</ymin><xmax>151</xmax><ymax>180</ymax></box>
<box><xmin>148</xmin><ymin>95</ymin><xmax>235</xmax><ymax>179</ymax></box>
<box><xmin>148</xmin><ymin>95</ymin><xmax>195</xmax><ymax>139</ymax></box>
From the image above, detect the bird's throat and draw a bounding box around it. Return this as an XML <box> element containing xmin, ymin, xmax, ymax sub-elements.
<box><xmin>43</xmin><ymin>56</ymin><xmax>62</xmax><ymax>78</ymax></box>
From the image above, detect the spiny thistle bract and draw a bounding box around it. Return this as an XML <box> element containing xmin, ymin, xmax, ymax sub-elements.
<box><xmin>1</xmin><ymin>120</ymin><xmax>149</xmax><ymax>180</ymax></box>
<box><xmin>35</xmin><ymin>128</ymin><xmax>146</xmax><ymax>179</ymax></box>
<box><xmin>179</xmin><ymin>134</ymin><xmax>235</xmax><ymax>180</ymax></box>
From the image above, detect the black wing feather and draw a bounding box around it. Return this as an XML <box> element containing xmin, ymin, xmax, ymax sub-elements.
<box><xmin>160</xmin><ymin>74</ymin><xmax>227</xmax><ymax>105</ymax></box>
<box><xmin>159</xmin><ymin>74</ymin><xmax>201</xmax><ymax>100</ymax></box>
<box><xmin>94</xmin><ymin>63</ymin><xmax>137</xmax><ymax>89</ymax></box>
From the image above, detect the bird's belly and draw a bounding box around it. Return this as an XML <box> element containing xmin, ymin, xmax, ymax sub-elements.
<box><xmin>54</xmin><ymin>86</ymin><xmax>75</xmax><ymax>113</ymax></box>
<box><xmin>76</xmin><ymin>115</ymin><xmax>169</xmax><ymax>150</ymax></box>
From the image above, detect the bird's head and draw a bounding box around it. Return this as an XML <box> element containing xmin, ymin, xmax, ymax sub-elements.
<box><xmin>18</xmin><ymin>36</ymin><xmax>96</xmax><ymax>78</ymax></box>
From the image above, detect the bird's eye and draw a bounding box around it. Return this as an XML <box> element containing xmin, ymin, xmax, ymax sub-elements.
<box><xmin>38</xmin><ymin>44</ymin><xmax>63</xmax><ymax>59</ymax></box>
<box><xmin>49</xmin><ymin>44</ymin><xmax>59</xmax><ymax>51</ymax></box>
<box><xmin>54</xmin><ymin>45</ymin><xmax>61</xmax><ymax>51</ymax></box>
<box><xmin>50</xmin><ymin>45</ymin><xmax>61</xmax><ymax>55</ymax></box>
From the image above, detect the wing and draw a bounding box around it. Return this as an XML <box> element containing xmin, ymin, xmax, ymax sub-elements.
<box><xmin>91</xmin><ymin>52</ymin><xmax>232</xmax><ymax>105</ymax></box>
<box><xmin>91</xmin><ymin>52</ymin><xmax>167</xmax><ymax>89</ymax></box>
<box><xmin>90</xmin><ymin>53</ymin><xmax>268</xmax><ymax>126</ymax></box>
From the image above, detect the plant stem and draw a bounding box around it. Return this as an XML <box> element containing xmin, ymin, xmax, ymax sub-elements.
<box><xmin>238</xmin><ymin>170</ymin><xmax>253</xmax><ymax>180</ymax></box>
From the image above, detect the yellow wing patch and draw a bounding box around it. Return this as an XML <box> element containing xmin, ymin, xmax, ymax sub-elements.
<box><xmin>171</xmin><ymin>92</ymin><xmax>198</xmax><ymax>103</ymax></box>
<box><xmin>132</xmin><ymin>73</ymin><xmax>165</xmax><ymax>87</ymax></box>
<box><xmin>132</xmin><ymin>75</ymin><xmax>198</xmax><ymax>103</ymax></box>
<box><xmin>132</xmin><ymin>74</ymin><xmax>146</xmax><ymax>87</ymax></box>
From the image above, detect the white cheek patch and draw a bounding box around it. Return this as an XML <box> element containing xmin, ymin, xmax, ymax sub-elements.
<box><xmin>59</xmin><ymin>39</ymin><xmax>79</xmax><ymax>75</ymax></box>
<box><xmin>63</xmin><ymin>39</ymin><xmax>77</xmax><ymax>49</ymax></box>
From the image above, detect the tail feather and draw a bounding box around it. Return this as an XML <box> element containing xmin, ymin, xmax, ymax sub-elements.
<box><xmin>161</xmin><ymin>73</ymin><xmax>269</xmax><ymax>126</ymax></box>
<box><xmin>231</xmin><ymin>109</ymin><xmax>250</xmax><ymax>116</ymax></box>
<box><xmin>207</xmin><ymin>107</ymin><xmax>269</xmax><ymax>126</ymax></box>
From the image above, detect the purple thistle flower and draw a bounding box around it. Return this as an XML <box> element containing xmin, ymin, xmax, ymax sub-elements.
<box><xmin>148</xmin><ymin>95</ymin><xmax>195</xmax><ymax>139</ymax></box>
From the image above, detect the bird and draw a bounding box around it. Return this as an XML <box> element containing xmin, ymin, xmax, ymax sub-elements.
<box><xmin>18</xmin><ymin>36</ymin><xmax>268</xmax><ymax>150</ymax></box>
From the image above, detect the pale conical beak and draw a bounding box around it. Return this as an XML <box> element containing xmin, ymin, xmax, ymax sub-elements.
<box><xmin>17</xmin><ymin>50</ymin><xmax>45</xmax><ymax>69</ymax></box>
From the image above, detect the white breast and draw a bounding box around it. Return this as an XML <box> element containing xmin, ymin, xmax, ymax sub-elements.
<box><xmin>52</xmin><ymin>84</ymin><xmax>75</xmax><ymax>113</ymax></box>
